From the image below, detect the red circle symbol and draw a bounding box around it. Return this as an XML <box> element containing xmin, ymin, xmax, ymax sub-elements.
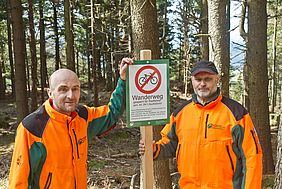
<box><xmin>135</xmin><ymin>65</ymin><xmax>161</xmax><ymax>94</ymax></box>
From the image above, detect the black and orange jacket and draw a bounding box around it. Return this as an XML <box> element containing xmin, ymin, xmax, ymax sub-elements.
<box><xmin>9</xmin><ymin>78</ymin><xmax>125</xmax><ymax>189</ymax></box>
<box><xmin>154</xmin><ymin>90</ymin><xmax>262</xmax><ymax>189</ymax></box>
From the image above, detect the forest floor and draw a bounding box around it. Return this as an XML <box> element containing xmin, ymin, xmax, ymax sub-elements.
<box><xmin>0</xmin><ymin>87</ymin><xmax>278</xmax><ymax>189</ymax></box>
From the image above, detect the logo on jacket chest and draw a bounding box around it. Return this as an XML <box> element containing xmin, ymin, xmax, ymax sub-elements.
<box><xmin>207</xmin><ymin>123</ymin><xmax>225</xmax><ymax>130</ymax></box>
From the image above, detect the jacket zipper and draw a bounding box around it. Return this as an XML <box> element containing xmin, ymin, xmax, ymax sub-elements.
<box><xmin>72</xmin><ymin>129</ymin><xmax>80</xmax><ymax>159</ymax></box>
<box><xmin>176</xmin><ymin>144</ymin><xmax>181</xmax><ymax>161</ymax></box>
<box><xmin>66</xmin><ymin>121</ymin><xmax>77</xmax><ymax>189</ymax></box>
<box><xmin>44</xmin><ymin>172</ymin><xmax>52</xmax><ymax>189</ymax></box>
<box><xmin>250</xmin><ymin>130</ymin><xmax>259</xmax><ymax>154</ymax></box>
<box><xmin>226</xmin><ymin>145</ymin><xmax>234</xmax><ymax>173</ymax></box>
<box><xmin>66</xmin><ymin>121</ymin><xmax>74</xmax><ymax>159</ymax></box>
<box><xmin>205</xmin><ymin>114</ymin><xmax>209</xmax><ymax>138</ymax></box>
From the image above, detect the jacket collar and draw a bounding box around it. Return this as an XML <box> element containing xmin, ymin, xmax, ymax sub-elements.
<box><xmin>44</xmin><ymin>99</ymin><xmax>78</xmax><ymax>123</ymax></box>
<box><xmin>192</xmin><ymin>88</ymin><xmax>222</xmax><ymax>109</ymax></box>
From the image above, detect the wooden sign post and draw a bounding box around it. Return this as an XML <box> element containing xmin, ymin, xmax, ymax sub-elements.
<box><xmin>140</xmin><ymin>50</ymin><xmax>154</xmax><ymax>189</ymax></box>
<box><xmin>126</xmin><ymin>49</ymin><xmax>169</xmax><ymax>188</ymax></box>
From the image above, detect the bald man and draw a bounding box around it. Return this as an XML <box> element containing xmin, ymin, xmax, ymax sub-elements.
<box><xmin>9</xmin><ymin>58</ymin><xmax>133</xmax><ymax>189</ymax></box>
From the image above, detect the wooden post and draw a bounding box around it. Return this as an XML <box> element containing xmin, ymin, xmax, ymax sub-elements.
<box><xmin>140</xmin><ymin>50</ymin><xmax>154</xmax><ymax>189</ymax></box>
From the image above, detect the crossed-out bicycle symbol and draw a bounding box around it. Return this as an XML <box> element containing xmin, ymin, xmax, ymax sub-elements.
<box><xmin>138</xmin><ymin>73</ymin><xmax>158</xmax><ymax>85</ymax></box>
<box><xmin>135</xmin><ymin>65</ymin><xmax>161</xmax><ymax>94</ymax></box>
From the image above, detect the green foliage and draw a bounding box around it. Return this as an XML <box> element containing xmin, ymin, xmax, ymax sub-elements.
<box><xmin>262</xmin><ymin>175</ymin><xmax>275</xmax><ymax>188</ymax></box>
<box><xmin>88</xmin><ymin>160</ymin><xmax>106</xmax><ymax>170</ymax></box>
<box><xmin>267</xmin><ymin>0</ymin><xmax>282</xmax><ymax>113</ymax></box>
<box><xmin>229</xmin><ymin>66</ymin><xmax>244</xmax><ymax>103</ymax></box>
<box><xmin>0</xmin><ymin>0</ymin><xmax>282</xmax><ymax>186</ymax></box>
<box><xmin>168</xmin><ymin>0</ymin><xmax>202</xmax><ymax>82</ymax></box>
<box><xmin>106</xmin><ymin>131</ymin><xmax>129</xmax><ymax>145</ymax></box>
<box><xmin>0</xmin><ymin>132</ymin><xmax>15</xmax><ymax>146</ymax></box>
<box><xmin>157</xmin><ymin>0</ymin><xmax>174</xmax><ymax>59</ymax></box>
<box><xmin>0</xmin><ymin>21</ymin><xmax>8</xmax><ymax>46</ymax></box>
<box><xmin>0</xmin><ymin>1</ymin><xmax>7</xmax><ymax>20</ymax></box>
<box><xmin>0</xmin><ymin>116</ymin><xmax>9</xmax><ymax>129</ymax></box>
<box><xmin>1</xmin><ymin>0</ymin><xmax>281</xmax><ymax>105</ymax></box>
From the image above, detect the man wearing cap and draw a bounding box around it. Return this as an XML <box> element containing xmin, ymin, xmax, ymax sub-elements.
<box><xmin>139</xmin><ymin>60</ymin><xmax>263</xmax><ymax>189</ymax></box>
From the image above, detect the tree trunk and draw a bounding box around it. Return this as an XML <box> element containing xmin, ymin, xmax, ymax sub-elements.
<box><xmin>114</xmin><ymin>25</ymin><xmax>120</xmax><ymax>86</ymax></box>
<box><xmin>239</xmin><ymin>0</ymin><xmax>249</xmax><ymax>109</ymax></box>
<box><xmin>247</xmin><ymin>0</ymin><xmax>274</xmax><ymax>174</ymax></box>
<box><xmin>90</xmin><ymin>0</ymin><xmax>98</xmax><ymax>106</ymax></box>
<box><xmin>96</xmin><ymin>49</ymin><xmax>102</xmax><ymax>81</ymax></box>
<box><xmin>226</xmin><ymin>0</ymin><xmax>230</xmax><ymax>88</ymax></box>
<box><xmin>25</xmin><ymin>36</ymin><xmax>31</xmax><ymax>96</ymax></box>
<box><xmin>243</xmin><ymin>61</ymin><xmax>250</xmax><ymax>110</ymax></box>
<box><xmin>128</xmin><ymin>3</ymin><xmax>133</xmax><ymax>55</ymax></box>
<box><xmin>177</xmin><ymin>36</ymin><xmax>182</xmax><ymax>83</ymax></box>
<box><xmin>10</xmin><ymin>0</ymin><xmax>29</xmax><ymax>122</ymax></box>
<box><xmin>271</xmin><ymin>0</ymin><xmax>278</xmax><ymax>113</ymax></box>
<box><xmin>1</xmin><ymin>59</ymin><xmax>6</xmax><ymax>92</ymax></box>
<box><xmin>64</xmin><ymin>0</ymin><xmax>75</xmax><ymax>71</ymax></box>
<box><xmin>105</xmin><ymin>52</ymin><xmax>112</xmax><ymax>91</ymax></box>
<box><xmin>105</xmin><ymin>33</ymin><xmax>113</xmax><ymax>91</ymax></box>
<box><xmin>160</xmin><ymin>0</ymin><xmax>167</xmax><ymax>58</ymax></box>
<box><xmin>109</xmin><ymin>14</ymin><xmax>116</xmax><ymax>90</ymax></box>
<box><xmin>208</xmin><ymin>0</ymin><xmax>229</xmax><ymax>97</ymax></box>
<box><xmin>6</xmin><ymin>0</ymin><xmax>15</xmax><ymax>97</ymax></box>
<box><xmin>28</xmin><ymin>0</ymin><xmax>38</xmax><ymax>111</ymax></box>
<box><xmin>183</xmin><ymin>1</ymin><xmax>191</xmax><ymax>97</ymax></box>
<box><xmin>86</xmin><ymin>27</ymin><xmax>92</xmax><ymax>90</ymax></box>
<box><xmin>39</xmin><ymin>0</ymin><xmax>47</xmax><ymax>104</ymax></box>
<box><xmin>200</xmin><ymin>0</ymin><xmax>209</xmax><ymax>60</ymax></box>
<box><xmin>87</xmin><ymin>51</ymin><xmax>92</xmax><ymax>89</ymax></box>
<box><xmin>99</xmin><ymin>22</ymin><xmax>105</xmax><ymax>81</ymax></box>
<box><xmin>53</xmin><ymin>2</ymin><xmax>60</xmax><ymax>70</ymax></box>
<box><xmin>76</xmin><ymin>51</ymin><xmax>79</xmax><ymax>77</ymax></box>
<box><xmin>274</xmin><ymin>83</ymin><xmax>282</xmax><ymax>188</ymax></box>
<box><xmin>0</xmin><ymin>50</ymin><xmax>5</xmax><ymax>99</ymax></box>
<box><xmin>131</xmin><ymin>0</ymin><xmax>172</xmax><ymax>188</ymax></box>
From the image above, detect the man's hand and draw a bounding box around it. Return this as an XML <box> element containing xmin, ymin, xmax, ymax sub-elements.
<box><xmin>139</xmin><ymin>140</ymin><xmax>156</xmax><ymax>156</ymax></box>
<box><xmin>120</xmin><ymin>57</ymin><xmax>133</xmax><ymax>80</ymax></box>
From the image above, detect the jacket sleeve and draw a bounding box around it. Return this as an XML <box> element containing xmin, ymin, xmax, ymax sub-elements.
<box><xmin>232</xmin><ymin>113</ymin><xmax>263</xmax><ymax>189</ymax></box>
<box><xmin>154</xmin><ymin>114</ymin><xmax>178</xmax><ymax>160</ymax></box>
<box><xmin>87</xmin><ymin>78</ymin><xmax>126</xmax><ymax>140</ymax></box>
<box><xmin>9</xmin><ymin>124</ymin><xmax>30</xmax><ymax>189</ymax></box>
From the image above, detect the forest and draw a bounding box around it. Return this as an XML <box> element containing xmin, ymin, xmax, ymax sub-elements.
<box><xmin>0</xmin><ymin>0</ymin><xmax>281</xmax><ymax>188</ymax></box>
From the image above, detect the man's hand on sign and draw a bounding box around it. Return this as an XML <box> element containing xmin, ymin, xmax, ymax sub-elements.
<box><xmin>120</xmin><ymin>57</ymin><xmax>134</xmax><ymax>80</ymax></box>
<box><xmin>139</xmin><ymin>140</ymin><xmax>156</xmax><ymax>156</ymax></box>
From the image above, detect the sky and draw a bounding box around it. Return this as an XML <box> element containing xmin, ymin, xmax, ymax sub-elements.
<box><xmin>229</xmin><ymin>1</ymin><xmax>245</xmax><ymax>68</ymax></box>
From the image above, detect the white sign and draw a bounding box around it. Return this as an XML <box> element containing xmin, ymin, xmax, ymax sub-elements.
<box><xmin>126</xmin><ymin>60</ymin><xmax>169</xmax><ymax>127</ymax></box>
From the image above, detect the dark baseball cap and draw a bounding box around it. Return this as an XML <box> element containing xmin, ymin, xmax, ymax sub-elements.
<box><xmin>191</xmin><ymin>60</ymin><xmax>218</xmax><ymax>76</ymax></box>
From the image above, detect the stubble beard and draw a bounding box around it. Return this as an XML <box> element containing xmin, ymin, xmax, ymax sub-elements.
<box><xmin>195</xmin><ymin>87</ymin><xmax>217</xmax><ymax>103</ymax></box>
<box><xmin>54</xmin><ymin>101</ymin><xmax>78</xmax><ymax>115</ymax></box>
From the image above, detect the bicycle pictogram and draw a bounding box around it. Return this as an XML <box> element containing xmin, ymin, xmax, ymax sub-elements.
<box><xmin>138</xmin><ymin>73</ymin><xmax>158</xmax><ymax>85</ymax></box>
<box><xmin>135</xmin><ymin>65</ymin><xmax>161</xmax><ymax>94</ymax></box>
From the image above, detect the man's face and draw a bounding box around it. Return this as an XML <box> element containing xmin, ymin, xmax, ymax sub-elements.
<box><xmin>48</xmin><ymin>70</ymin><xmax>80</xmax><ymax>115</ymax></box>
<box><xmin>191</xmin><ymin>72</ymin><xmax>219</xmax><ymax>102</ymax></box>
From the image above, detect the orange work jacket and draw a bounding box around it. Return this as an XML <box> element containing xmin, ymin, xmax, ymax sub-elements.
<box><xmin>9</xmin><ymin>78</ymin><xmax>125</xmax><ymax>189</ymax></box>
<box><xmin>154</xmin><ymin>91</ymin><xmax>262</xmax><ymax>189</ymax></box>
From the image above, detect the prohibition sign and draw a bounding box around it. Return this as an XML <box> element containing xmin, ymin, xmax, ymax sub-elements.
<box><xmin>135</xmin><ymin>65</ymin><xmax>162</xmax><ymax>94</ymax></box>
